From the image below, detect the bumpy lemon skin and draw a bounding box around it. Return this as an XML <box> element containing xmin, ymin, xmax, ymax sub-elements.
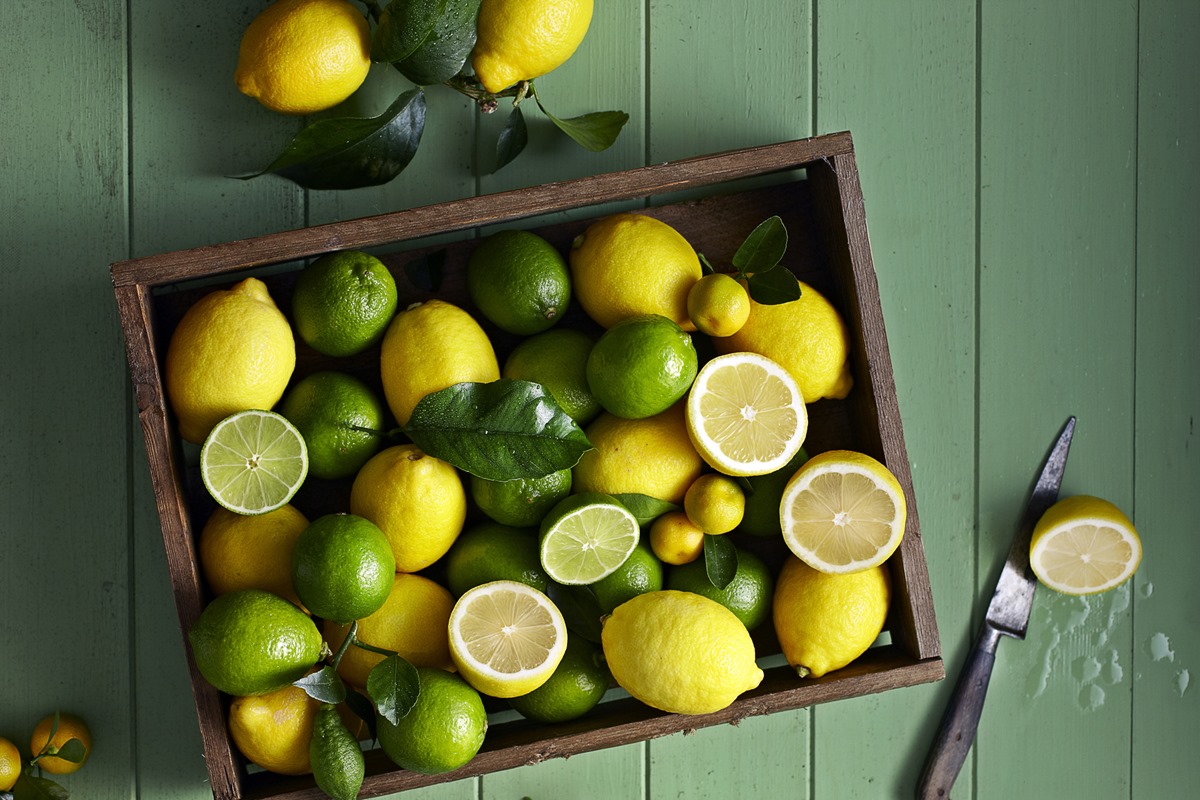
<box><xmin>472</xmin><ymin>0</ymin><xmax>595</xmax><ymax>93</ymax></box>
<box><xmin>228</xmin><ymin>682</ymin><xmax>319</xmax><ymax>775</ymax></box>
<box><xmin>572</xmin><ymin>404</ymin><xmax>704</xmax><ymax>504</ymax></box>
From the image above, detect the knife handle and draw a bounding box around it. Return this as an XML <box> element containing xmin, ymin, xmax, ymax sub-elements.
<box><xmin>916</xmin><ymin>624</ymin><xmax>1003</xmax><ymax>800</ymax></box>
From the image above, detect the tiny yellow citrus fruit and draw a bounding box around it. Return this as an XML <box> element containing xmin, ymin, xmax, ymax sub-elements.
<box><xmin>687</xmin><ymin>273</ymin><xmax>750</xmax><ymax>337</ymax></box>
<box><xmin>1029</xmin><ymin>495</ymin><xmax>1141</xmax><ymax>595</ymax></box>
<box><xmin>647</xmin><ymin>510</ymin><xmax>705</xmax><ymax>566</ymax></box>
<box><xmin>228</xmin><ymin>682</ymin><xmax>319</xmax><ymax>775</ymax></box>
<box><xmin>29</xmin><ymin>713</ymin><xmax>92</xmax><ymax>775</ymax></box>
<box><xmin>683</xmin><ymin>473</ymin><xmax>745</xmax><ymax>534</ymax></box>
<box><xmin>472</xmin><ymin>0</ymin><xmax>594</xmax><ymax>93</ymax></box>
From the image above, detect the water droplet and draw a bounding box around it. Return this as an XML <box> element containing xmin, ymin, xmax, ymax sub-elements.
<box><xmin>1073</xmin><ymin>655</ymin><xmax>1101</xmax><ymax>684</ymax></box>
<box><xmin>1103</xmin><ymin>650</ymin><xmax>1124</xmax><ymax>685</ymax></box>
<box><xmin>1078</xmin><ymin>683</ymin><xmax>1105</xmax><ymax>711</ymax></box>
<box><xmin>1177</xmin><ymin>670</ymin><xmax>1190</xmax><ymax>697</ymax></box>
<box><xmin>1148</xmin><ymin>632</ymin><xmax>1176</xmax><ymax>662</ymax></box>
<box><xmin>1094</xmin><ymin>629</ymin><xmax>1109</xmax><ymax>647</ymax></box>
<box><xmin>1139</xmin><ymin>581</ymin><xmax>1154</xmax><ymax>599</ymax></box>
<box><xmin>1105</xmin><ymin>583</ymin><xmax>1131</xmax><ymax>627</ymax></box>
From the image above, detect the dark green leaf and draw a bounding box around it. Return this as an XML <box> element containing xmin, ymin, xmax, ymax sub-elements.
<box><xmin>535</xmin><ymin>97</ymin><xmax>629</xmax><ymax>152</ymax></box>
<box><xmin>547</xmin><ymin>583</ymin><xmax>605</xmax><ymax>643</ymax></box>
<box><xmin>747</xmin><ymin>266</ymin><xmax>802</xmax><ymax>305</ymax></box>
<box><xmin>343</xmin><ymin>686</ymin><xmax>378</xmax><ymax>743</ymax></box>
<box><xmin>703</xmin><ymin>534</ymin><xmax>738</xmax><ymax>590</ymax></box>
<box><xmin>732</xmin><ymin>215</ymin><xmax>788</xmax><ymax>275</ymax></box>
<box><xmin>249</xmin><ymin>89</ymin><xmax>426</xmax><ymax>190</ymax></box>
<box><xmin>397</xmin><ymin>0</ymin><xmax>482</xmax><ymax>86</ymax></box>
<box><xmin>293</xmin><ymin>666</ymin><xmax>347</xmax><ymax>705</ymax></box>
<box><xmin>367</xmin><ymin>655</ymin><xmax>421</xmax><ymax>725</ymax></box>
<box><xmin>403</xmin><ymin>249</ymin><xmax>446</xmax><ymax>291</ymax></box>
<box><xmin>734</xmin><ymin>475</ymin><xmax>755</xmax><ymax>494</ymax></box>
<box><xmin>698</xmin><ymin>252</ymin><xmax>717</xmax><ymax>275</ymax></box>
<box><xmin>404</xmin><ymin>380</ymin><xmax>593</xmax><ymax>480</ymax></box>
<box><xmin>493</xmin><ymin>107</ymin><xmax>528</xmax><ymax>173</ymax></box>
<box><xmin>12</xmin><ymin>772</ymin><xmax>69</xmax><ymax>800</ymax></box>
<box><xmin>372</xmin><ymin>0</ymin><xmax>447</xmax><ymax>63</ymax></box>
<box><xmin>611</xmin><ymin>493</ymin><xmax>677</xmax><ymax>527</ymax></box>
<box><xmin>49</xmin><ymin>739</ymin><xmax>85</xmax><ymax>765</ymax></box>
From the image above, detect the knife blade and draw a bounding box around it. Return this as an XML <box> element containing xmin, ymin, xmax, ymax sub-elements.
<box><xmin>916</xmin><ymin>416</ymin><xmax>1076</xmax><ymax>800</ymax></box>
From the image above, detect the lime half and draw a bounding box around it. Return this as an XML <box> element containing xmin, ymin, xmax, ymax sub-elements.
<box><xmin>539</xmin><ymin>492</ymin><xmax>640</xmax><ymax>585</ymax></box>
<box><xmin>201</xmin><ymin>410</ymin><xmax>309</xmax><ymax>515</ymax></box>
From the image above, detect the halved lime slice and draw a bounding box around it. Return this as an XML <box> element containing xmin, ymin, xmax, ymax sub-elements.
<box><xmin>539</xmin><ymin>492</ymin><xmax>640</xmax><ymax>585</ymax></box>
<box><xmin>200</xmin><ymin>410</ymin><xmax>308</xmax><ymax>515</ymax></box>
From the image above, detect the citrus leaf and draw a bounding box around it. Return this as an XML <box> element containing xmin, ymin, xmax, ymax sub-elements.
<box><xmin>547</xmin><ymin>583</ymin><xmax>605</xmax><ymax>643</ymax></box>
<box><xmin>293</xmin><ymin>666</ymin><xmax>347</xmax><ymax>705</ymax></box>
<box><xmin>397</xmin><ymin>0</ymin><xmax>481</xmax><ymax>86</ymax></box>
<box><xmin>403</xmin><ymin>380</ymin><xmax>593</xmax><ymax>481</ymax></box>
<box><xmin>367</xmin><ymin>654</ymin><xmax>421</xmax><ymax>725</ymax></box>
<box><xmin>698</xmin><ymin>252</ymin><xmax>717</xmax><ymax>275</ymax></box>
<box><xmin>48</xmin><ymin>738</ymin><xmax>86</xmax><ymax>765</ymax></box>
<box><xmin>747</xmin><ymin>266</ymin><xmax>802</xmax><ymax>305</ymax></box>
<box><xmin>249</xmin><ymin>89</ymin><xmax>426</xmax><ymax>190</ymax></box>
<box><xmin>535</xmin><ymin>97</ymin><xmax>629</xmax><ymax>152</ymax></box>
<box><xmin>733</xmin><ymin>215</ymin><xmax>788</xmax><ymax>275</ymax></box>
<box><xmin>403</xmin><ymin>249</ymin><xmax>445</xmax><ymax>291</ymax></box>
<box><xmin>12</xmin><ymin>772</ymin><xmax>69</xmax><ymax>800</ymax></box>
<box><xmin>343</xmin><ymin>686</ymin><xmax>378</xmax><ymax>742</ymax></box>
<box><xmin>493</xmin><ymin>106</ymin><xmax>528</xmax><ymax>173</ymax></box>
<box><xmin>611</xmin><ymin>493</ymin><xmax>678</xmax><ymax>527</ymax></box>
<box><xmin>371</xmin><ymin>0</ymin><xmax>447</xmax><ymax>63</ymax></box>
<box><xmin>703</xmin><ymin>534</ymin><xmax>738</xmax><ymax>590</ymax></box>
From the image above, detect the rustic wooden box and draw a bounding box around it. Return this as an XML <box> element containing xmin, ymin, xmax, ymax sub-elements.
<box><xmin>111</xmin><ymin>132</ymin><xmax>943</xmax><ymax>800</ymax></box>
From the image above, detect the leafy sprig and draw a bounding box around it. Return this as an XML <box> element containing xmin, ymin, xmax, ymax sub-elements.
<box><xmin>7</xmin><ymin>712</ymin><xmax>88</xmax><ymax>800</ymax></box>
<box><xmin>700</xmin><ymin>215</ymin><xmax>802</xmax><ymax>304</ymax></box>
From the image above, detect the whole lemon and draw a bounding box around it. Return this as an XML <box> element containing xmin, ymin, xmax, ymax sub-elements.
<box><xmin>0</xmin><ymin>736</ymin><xmax>20</xmax><ymax>790</ymax></box>
<box><xmin>602</xmin><ymin>590</ymin><xmax>763</xmax><ymax>715</ymax></box>
<box><xmin>349</xmin><ymin>444</ymin><xmax>467</xmax><ymax>572</ymax></box>
<box><xmin>228</xmin><ymin>682</ymin><xmax>319</xmax><ymax>775</ymax></box>
<box><xmin>687</xmin><ymin>272</ymin><xmax>751</xmax><ymax>337</ymax></box>
<box><xmin>28</xmin><ymin>713</ymin><xmax>92</xmax><ymax>775</ymax></box>
<box><xmin>572</xmin><ymin>404</ymin><xmax>704</xmax><ymax>504</ymax></box>
<box><xmin>165</xmin><ymin>277</ymin><xmax>295</xmax><ymax>444</ymax></box>
<box><xmin>198</xmin><ymin>504</ymin><xmax>309</xmax><ymax>607</ymax></box>
<box><xmin>379</xmin><ymin>300</ymin><xmax>500</xmax><ymax>427</ymax></box>
<box><xmin>472</xmin><ymin>0</ymin><xmax>594</xmax><ymax>93</ymax></box>
<box><xmin>569</xmin><ymin>213</ymin><xmax>702</xmax><ymax>330</ymax></box>
<box><xmin>713</xmin><ymin>281</ymin><xmax>853</xmax><ymax>403</ymax></box>
<box><xmin>234</xmin><ymin>0</ymin><xmax>372</xmax><ymax>115</ymax></box>
<box><xmin>772</xmin><ymin>555</ymin><xmax>890</xmax><ymax>678</ymax></box>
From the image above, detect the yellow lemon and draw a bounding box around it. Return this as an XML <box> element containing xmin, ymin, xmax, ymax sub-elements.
<box><xmin>687</xmin><ymin>272</ymin><xmax>751</xmax><ymax>337</ymax></box>
<box><xmin>379</xmin><ymin>299</ymin><xmax>500</xmax><ymax>427</ymax></box>
<box><xmin>1029</xmin><ymin>495</ymin><xmax>1142</xmax><ymax>595</ymax></box>
<box><xmin>647</xmin><ymin>510</ymin><xmax>705</xmax><ymax>566</ymax></box>
<box><xmin>228</xmin><ymin>682</ymin><xmax>319</xmax><ymax>775</ymax></box>
<box><xmin>234</xmin><ymin>0</ymin><xmax>371</xmax><ymax>115</ymax></box>
<box><xmin>572</xmin><ymin>404</ymin><xmax>704</xmax><ymax>504</ymax></box>
<box><xmin>683</xmin><ymin>473</ymin><xmax>745</xmax><ymax>534</ymax></box>
<box><xmin>325</xmin><ymin>572</ymin><xmax>455</xmax><ymax>688</ymax></box>
<box><xmin>713</xmin><ymin>281</ymin><xmax>853</xmax><ymax>403</ymax></box>
<box><xmin>29</xmin><ymin>713</ymin><xmax>92</xmax><ymax>775</ymax></box>
<box><xmin>198</xmin><ymin>505</ymin><xmax>308</xmax><ymax>607</ymax></box>
<box><xmin>165</xmin><ymin>277</ymin><xmax>295</xmax><ymax>444</ymax></box>
<box><xmin>569</xmin><ymin>213</ymin><xmax>703</xmax><ymax>330</ymax></box>
<box><xmin>773</xmin><ymin>555</ymin><xmax>890</xmax><ymax>678</ymax></box>
<box><xmin>349</xmin><ymin>444</ymin><xmax>467</xmax><ymax>572</ymax></box>
<box><xmin>472</xmin><ymin>0</ymin><xmax>594</xmax><ymax>93</ymax></box>
<box><xmin>602</xmin><ymin>590</ymin><xmax>763</xmax><ymax>715</ymax></box>
<box><xmin>0</xmin><ymin>737</ymin><xmax>22</xmax><ymax>791</ymax></box>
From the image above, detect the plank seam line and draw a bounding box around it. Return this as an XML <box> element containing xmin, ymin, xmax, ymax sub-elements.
<box><xmin>971</xmin><ymin>0</ymin><xmax>983</xmax><ymax>797</ymax></box>
<box><xmin>1129</xmin><ymin>1</ymin><xmax>1141</xmax><ymax>796</ymax></box>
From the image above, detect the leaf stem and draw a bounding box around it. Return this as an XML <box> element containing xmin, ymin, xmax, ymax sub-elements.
<box><xmin>331</xmin><ymin>620</ymin><xmax>358</xmax><ymax>670</ymax></box>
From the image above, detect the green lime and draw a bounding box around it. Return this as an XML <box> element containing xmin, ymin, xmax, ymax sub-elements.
<box><xmin>586</xmin><ymin>314</ymin><xmax>698</xmax><ymax>420</ymax></box>
<box><xmin>292</xmin><ymin>249</ymin><xmax>398</xmax><ymax>357</ymax></box>
<box><xmin>444</xmin><ymin>522</ymin><xmax>550</xmax><ymax>597</ymax></box>
<box><xmin>738</xmin><ymin>448</ymin><xmax>808</xmax><ymax>537</ymax></box>
<box><xmin>471</xmin><ymin>467</ymin><xmax>573</xmax><ymax>528</ymax></box>
<box><xmin>508</xmin><ymin>634</ymin><xmax>609</xmax><ymax>723</ymax></box>
<box><xmin>187</xmin><ymin>589</ymin><xmax>322</xmax><ymax>696</ymax></box>
<box><xmin>466</xmin><ymin>229</ymin><xmax>571</xmax><ymax>335</ymax></box>
<box><xmin>278</xmin><ymin>371</ymin><xmax>386</xmax><ymax>480</ymax></box>
<box><xmin>310</xmin><ymin>704</ymin><xmax>364</xmax><ymax>800</ymax></box>
<box><xmin>291</xmin><ymin>513</ymin><xmax>396</xmax><ymax>623</ymax></box>
<box><xmin>200</xmin><ymin>409</ymin><xmax>309</xmax><ymax>515</ymax></box>
<box><xmin>666</xmin><ymin>546</ymin><xmax>774</xmax><ymax>630</ymax></box>
<box><xmin>377</xmin><ymin>667</ymin><xmax>487</xmax><ymax>775</ymax></box>
<box><xmin>503</xmin><ymin>328</ymin><xmax>601</xmax><ymax>424</ymax></box>
<box><xmin>539</xmin><ymin>492</ymin><xmax>640</xmax><ymax>585</ymax></box>
<box><xmin>589</xmin><ymin>542</ymin><xmax>663</xmax><ymax>613</ymax></box>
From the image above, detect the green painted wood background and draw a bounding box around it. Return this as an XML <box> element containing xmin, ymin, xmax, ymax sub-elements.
<box><xmin>2</xmin><ymin>0</ymin><xmax>1197</xmax><ymax>797</ymax></box>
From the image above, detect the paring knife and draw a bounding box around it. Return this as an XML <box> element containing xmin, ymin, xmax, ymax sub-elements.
<box><xmin>916</xmin><ymin>416</ymin><xmax>1076</xmax><ymax>800</ymax></box>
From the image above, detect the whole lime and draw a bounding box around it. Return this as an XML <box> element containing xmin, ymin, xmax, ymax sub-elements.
<box><xmin>589</xmin><ymin>542</ymin><xmax>663</xmax><ymax>613</ymax></box>
<box><xmin>470</xmin><ymin>468</ymin><xmax>572</xmax><ymax>528</ymax></box>
<box><xmin>503</xmin><ymin>328</ymin><xmax>601</xmax><ymax>424</ymax></box>
<box><xmin>291</xmin><ymin>249</ymin><xmax>398</xmax><ymax>357</ymax></box>
<box><xmin>667</xmin><ymin>546</ymin><xmax>774</xmax><ymax>631</ymax></box>
<box><xmin>508</xmin><ymin>635</ymin><xmax>609</xmax><ymax>723</ymax></box>
<box><xmin>377</xmin><ymin>667</ymin><xmax>487</xmax><ymax>775</ymax></box>
<box><xmin>291</xmin><ymin>513</ymin><xmax>396</xmax><ymax>623</ymax></box>
<box><xmin>443</xmin><ymin>522</ymin><xmax>549</xmax><ymax>597</ymax></box>
<box><xmin>278</xmin><ymin>371</ymin><xmax>386</xmax><ymax>480</ymax></box>
<box><xmin>738</xmin><ymin>448</ymin><xmax>808</xmax><ymax>537</ymax></box>
<box><xmin>586</xmin><ymin>314</ymin><xmax>698</xmax><ymax>419</ymax></box>
<box><xmin>466</xmin><ymin>229</ymin><xmax>571</xmax><ymax>335</ymax></box>
<box><xmin>188</xmin><ymin>589</ymin><xmax>323</xmax><ymax>696</ymax></box>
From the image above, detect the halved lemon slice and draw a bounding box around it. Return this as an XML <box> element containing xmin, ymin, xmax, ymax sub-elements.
<box><xmin>539</xmin><ymin>492</ymin><xmax>640</xmax><ymax>585</ymax></box>
<box><xmin>685</xmin><ymin>352</ymin><xmax>807</xmax><ymax>477</ymax></box>
<box><xmin>1030</xmin><ymin>495</ymin><xmax>1141</xmax><ymax>595</ymax></box>
<box><xmin>448</xmin><ymin>580</ymin><xmax>568</xmax><ymax>698</ymax></box>
<box><xmin>200</xmin><ymin>409</ymin><xmax>308</xmax><ymax>515</ymax></box>
<box><xmin>779</xmin><ymin>450</ymin><xmax>906</xmax><ymax>574</ymax></box>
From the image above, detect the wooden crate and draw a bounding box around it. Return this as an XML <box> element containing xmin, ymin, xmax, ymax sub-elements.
<box><xmin>111</xmin><ymin>131</ymin><xmax>943</xmax><ymax>800</ymax></box>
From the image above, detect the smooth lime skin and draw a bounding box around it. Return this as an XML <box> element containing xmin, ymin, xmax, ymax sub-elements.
<box><xmin>278</xmin><ymin>370</ymin><xmax>386</xmax><ymax>480</ymax></box>
<box><xmin>508</xmin><ymin>634</ymin><xmax>609</xmax><ymax>723</ymax></box>
<box><xmin>377</xmin><ymin>667</ymin><xmax>488</xmax><ymax>775</ymax></box>
<box><xmin>444</xmin><ymin>522</ymin><xmax>550</xmax><ymax>597</ymax></box>
<box><xmin>589</xmin><ymin>542</ymin><xmax>664</xmax><ymax>614</ymax></box>
<box><xmin>586</xmin><ymin>314</ymin><xmax>698</xmax><ymax>419</ymax></box>
<box><xmin>667</xmin><ymin>546</ymin><xmax>775</xmax><ymax>631</ymax></box>
<box><xmin>291</xmin><ymin>513</ymin><xmax>396</xmax><ymax>623</ymax></box>
<box><xmin>470</xmin><ymin>467</ymin><xmax>572</xmax><ymax>528</ymax></box>
<box><xmin>503</xmin><ymin>328</ymin><xmax>601</xmax><ymax>424</ymax></box>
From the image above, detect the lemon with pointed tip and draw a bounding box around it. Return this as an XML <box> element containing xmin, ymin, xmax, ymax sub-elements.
<box><xmin>472</xmin><ymin>0</ymin><xmax>594</xmax><ymax>93</ymax></box>
<box><xmin>572</xmin><ymin>404</ymin><xmax>704</xmax><ymax>504</ymax></box>
<box><xmin>1029</xmin><ymin>495</ymin><xmax>1141</xmax><ymax>595</ymax></box>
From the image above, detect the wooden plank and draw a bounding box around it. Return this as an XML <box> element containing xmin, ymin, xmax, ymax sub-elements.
<box><xmin>1131</xmin><ymin>0</ymin><xmax>1200</xmax><ymax>796</ymax></box>
<box><xmin>976</xmin><ymin>2</ymin><xmax>1137</xmax><ymax>797</ymax></box>
<box><xmin>810</xmin><ymin>2</ymin><xmax>976</xmax><ymax>795</ymax></box>
<box><xmin>0</xmin><ymin>3</ymin><xmax>133</xmax><ymax>799</ymax></box>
